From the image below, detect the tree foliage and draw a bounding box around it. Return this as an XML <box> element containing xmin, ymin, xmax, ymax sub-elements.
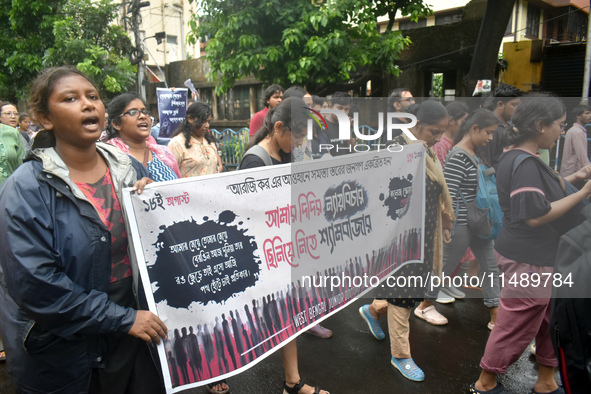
<box><xmin>0</xmin><ymin>0</ymin><xmax>136</xmax><ymax>102</ymax></box>
<box><xmin>188</xmin><ymin>0</ymin><xmax>432</xmax><ymax>94</ymax></box>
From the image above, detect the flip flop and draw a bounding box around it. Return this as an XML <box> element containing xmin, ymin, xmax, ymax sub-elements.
<box><xmin>206</xmin><ymin>379</ymin><xmax>229</xmax><ymax>394</ymax></box>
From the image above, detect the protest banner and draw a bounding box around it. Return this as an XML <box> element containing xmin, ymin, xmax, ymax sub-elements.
<box><xmin>122</xmin><ymin>145</ymin><xmax>426</xmax><ymax>393</ymax></box>
<box><xmin>157</xmin><ymin>87</ymin><xmax>188</xmax><ymax>139</ymax></box>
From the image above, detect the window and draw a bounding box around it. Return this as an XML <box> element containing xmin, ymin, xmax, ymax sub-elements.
<box><xmin>223</xmin><ymin>87</ymin><xmax>251</xmax><ymax>120</ymax></box>
<box><xmin>526</xmin><ymin>5</ymin><xmax>540</xmax><ymax>37</ymax></box>
<box><xmin>166</xmin><ymin>35</ymin><xmax>178</xmax><ymax>45</ymax></box>
<box><xmin>399</xmin><ymin>17</ymin><xmax>427</xmax><ymax>30</ymax></box>
<box><xmin>435</xmin><ymin>11</ymin><xmax>462</xmax><ymax>26</ymax></box>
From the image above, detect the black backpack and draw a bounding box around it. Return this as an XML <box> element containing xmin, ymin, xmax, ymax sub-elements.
<box><xmin>550</xmin><ymin>203</ymin><xmax>591</xmax><ymax>394</ymax></box>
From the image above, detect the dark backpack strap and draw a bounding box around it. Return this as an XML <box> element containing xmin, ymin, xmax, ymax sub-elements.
<box><xmin>242</xmin><ymin>144</ymin><xmax>273</xmax><ymax>167</ymax></box>
<box><xmin>511</xmin><ymin>153</ymin><xmax>535</xmax><ymax>177</ymax></box>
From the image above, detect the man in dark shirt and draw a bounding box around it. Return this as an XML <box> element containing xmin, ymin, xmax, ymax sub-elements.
<box><xmin>481</xmin><ymin>84</ymin><xmax>523</xmax><ymax>169</ymax></box>
<box><xmin>381</xmin><ymin>88</ymin><xmax>415</xmax><ymax>144</ymax></box>
<box><xmin>324</xmin><ymin>92</ymin><xmax>353</xmax><ymax>156</ymax></box>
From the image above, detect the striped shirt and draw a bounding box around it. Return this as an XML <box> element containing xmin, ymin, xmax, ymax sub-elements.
<box><xmin>147</xmin><ymin>155</ymin><xmax>178</xmax><ymax>182</ymax></box>
<box><xmin>444</xmin><ymin>151</ymin><xmax>478</xmax><ymax>225</ymax></box>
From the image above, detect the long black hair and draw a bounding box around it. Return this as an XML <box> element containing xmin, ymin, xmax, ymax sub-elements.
<box><xmin>174</xmin><ymin>101</ymin><xmax>215</xmax><ymax>149</ymax></box>
<box><xmin>454</xmin><ymin>108</ymin><xmax>498</xmax><ymax>166</ymax></box>
<box><xmin>453</xmin><ymin>108</ymin><xmax>498</xmax><ymax>145</ymax></box>
<box><xmin>105</xmin><ymin>91</ymin><xmax>148</xmax><ymax>140</ymax></box>
<box><xmin>445</xmin><ymin>101</ymin><xmax>469</xmax><ymax>123</ymax></box>
<box><xmin>506</xmin><ymin>93</ymin><xmax>565</xmax><ymax>146</ymax></box>
<box><xmin>249</xmin><ymin>97</ymin><xmax>308</xmax><ymax>152</ymax></box>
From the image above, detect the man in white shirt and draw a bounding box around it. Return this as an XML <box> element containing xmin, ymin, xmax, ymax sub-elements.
<box><xmin>560</xmin><ymin>105</ymin><xmax>591</xmax><ymax>178</ymax></box>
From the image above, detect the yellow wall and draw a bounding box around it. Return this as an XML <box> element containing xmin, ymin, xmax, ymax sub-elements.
<box><xmin>500</xmin><ymin>40</ymin><xmax>544</xmax><ymax>92</ymax></box>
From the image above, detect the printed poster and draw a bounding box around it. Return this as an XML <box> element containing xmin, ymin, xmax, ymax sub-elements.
<box><xmin>157</xmin><ymin>88</ymin><xmax>188</xmax><ymax>139</ymax></box>
<box><xmin>122</xmin><ymin>145</ymin><xmax>426</xmax><ymax>393</ymax></box>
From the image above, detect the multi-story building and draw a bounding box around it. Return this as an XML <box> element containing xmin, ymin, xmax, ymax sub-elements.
<box><xmin>376</xmin><ymin>0</ymin><xmax>588</xmax><ymax>97</ymax></box>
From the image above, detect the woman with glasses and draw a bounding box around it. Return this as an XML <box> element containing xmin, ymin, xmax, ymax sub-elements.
<box><xmin>0</xmin><ymin>101</ymin><xmax>26</xmax><ymax>186</ymax></box>
<box><xmin>0</xmin><ymin>101</ymin><xmax>27</xmax><ymax>362</ymax></box>
<box><xmin>470</xmin><ymin>94</ymin><xmax>591</xmax><ymax>394</ymax></box>
<box><xmin>167</xmin><ymin>102</ymin><xmax>222</xmax><ymax>177</ymax></box>
<box><xmin>0</xmin><ymin>101</ymin><xmax>19</xmax><ymax>129</ymax></box>
<box><xmin>105</xmin><ymin>92</ymin><xmax>180</xmax><ymax>182</ymax></box>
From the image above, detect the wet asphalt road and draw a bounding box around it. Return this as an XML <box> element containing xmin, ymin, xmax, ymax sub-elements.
<box><xmin>0</xmin><ymin>288</ymin><xmax>559</xmax><ymax>393</ymax></box>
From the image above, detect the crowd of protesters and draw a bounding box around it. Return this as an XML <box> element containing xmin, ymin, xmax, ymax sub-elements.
<box><xmin>0</xmin><ymin>65</ymin><xmax>590</xmax><ymax>394</ymax></box>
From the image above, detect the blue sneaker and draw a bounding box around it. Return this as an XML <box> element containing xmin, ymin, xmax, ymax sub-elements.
<box><xmin>391</xmin><ymin>357</ymin><xmax>425</xmax><ymax>382</ymax></box>
<box><xmin>359</xmin><ymin>304</ymin><xmax>385</xmax><ymax>340</ymax></box>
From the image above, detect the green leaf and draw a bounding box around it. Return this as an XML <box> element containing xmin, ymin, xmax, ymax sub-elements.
<box><xmin>189</xmin><ymin>0</ymin><xmax>428</xmax><ymax>93</ymax></box>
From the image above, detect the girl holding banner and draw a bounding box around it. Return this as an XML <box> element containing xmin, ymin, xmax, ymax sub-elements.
<box><xmin>239</xmin><ymin>97</ymin><xmax>330</xmax><ymax>394</ymax></box>
<box><xmin>0</xmin><ymin>67</ymin><xmax>168</xmax><ymax>393</ymax></box>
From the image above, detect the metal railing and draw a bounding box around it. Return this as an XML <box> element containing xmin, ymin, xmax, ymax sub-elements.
<box><xmin>210</xmin><ymin>125</ymin><xmax>385</xmax><ymax>168</ymax></box>
<box><xmin>210</xmin><ymin>128</ymin><xmax>250</xmax><ymax>168</ymax></box>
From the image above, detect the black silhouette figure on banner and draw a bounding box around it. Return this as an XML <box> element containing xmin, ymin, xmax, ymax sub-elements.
<box><xmin>235</xmin><ymin>309</ymin><xmax>251</xmax><ymax>362</ymax></box>
<box><xmin>364</xmin><ymin>253</ymin><xmax>371</xmax><ymax>279</ymax></box>
<box><xmin>253</xmin><ymin>299</ymin><xmax>270</xmax><ymax>348</ymax></box>
<box><xmin>230</xmin><ymin>310</ymin><xmax>247</xmax><ymax>365</ymax></box>
<box><xmin>242</xmin><ymin>322</ymin><xmax>254</xmax><ymax>362</ymax></box>
<box><xmin>187</xmin><ymin>326</ymin><xmax>202</xmax><ymax>381</ymax></box>
<box><xmin>244</xmin><ymin>304</ymin><xmax>263</xmax><ymax>357</ymax></box>
<box><xmin>323</xmin><ymin>269</ymin><xmax>333</xmax><ymax>304</ymax></box>
<box><xmin>221</xmin><ymin>313</ymin><xmax>237</xmax><ymax>369</ymax></box>
<box><xmin>264</xmin><ymin>295</ymin><xmax>280</xmax><ymax>345</ymax></box>
<box><xmin>200</xmin><ymin>324</ymin><xmax>215</xmax><ymax>378</ymax></box>
<box><xmin>297</xmin><ymin>280</ymin><xmax>312</xmax><ymax>316</ymax></box>
<box><xmin>285</xmin><ymin>285</ymin><xmax>295</xmax><ymax>326</ymax></box>
<box><xmin>262</xmin><ymin>296</ymin><xmax>278</xmax><ymax>346</ymax></box>
<box><xmin>271</xmin><ymin>294</ymin><xmax>282</xmax><ymax>336</ymax></box>
<box><xmin>174</xmin><ymin>328</ymin><xmax>190</xmax><ymax>384</ymax></box>
<box><xmin>291</xmin><ymin>283</ymin><xmax>301</xmax><ymax>318</ymax></box>
<box><xmin>167</xmin><ymin>350</ymin><xmax>180</xmax><ymax>387</ymax></box>
<box><xmin>278</xmin><ymin>291</ymin><xmax>288</xmax><ymax>327</ymax></box>
<box><xmin>214</xmin><ymin>318</ymin><xmax>229</xmax><ymax>374</ymax></box>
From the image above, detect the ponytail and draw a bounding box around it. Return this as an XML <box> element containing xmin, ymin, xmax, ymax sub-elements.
<box><xmin>454</xmin><ymin>108</ymin><xmax>498</xmax><ymax>145</ymax></box>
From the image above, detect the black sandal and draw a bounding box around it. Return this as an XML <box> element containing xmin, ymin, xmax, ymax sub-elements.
<box><xmin>206</xmin><ymin>379</ymin><xmax>229</xmax><ymax>394</ymax></box>
<box><xmin>469</xmin><ymin>382</ymin><xmax>510</xmax><ymax>394</ymax></box>
<box><xmin>283</xmin><ymin>379</ymin><xmax>329</xmax><ymax>394</ymax></box>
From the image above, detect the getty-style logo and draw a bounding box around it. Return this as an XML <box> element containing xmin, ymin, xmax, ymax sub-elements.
<box><xmin>303</xmin><ymin>106</ymin><xmax>418</xmax><ymax>153</ymax></box>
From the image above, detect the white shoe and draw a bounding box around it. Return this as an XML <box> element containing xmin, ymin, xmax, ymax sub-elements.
<box><xmin>414</xmin><ymin>305</ymin><xmax>448</xmax><ymax>325</ymax></box>
<box><xmin>435</xmin><ymin>290</ymin><xmax>455</xmax><ymax>304</ymax></box>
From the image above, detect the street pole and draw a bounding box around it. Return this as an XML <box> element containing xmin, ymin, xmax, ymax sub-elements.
<box><xmin>138</xmin><ymin>61</ymin><xmax>146</xmax><ymax>98</ymax></box>
<box><xmin>582</xmin><ymin>9</ymin><xmax>591</xmax><ymax>105</ymax></box>
<box><xmin>142</xmin><ymin>38</ymin><xmax>168</xmax><ymax>88</ymax></box>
